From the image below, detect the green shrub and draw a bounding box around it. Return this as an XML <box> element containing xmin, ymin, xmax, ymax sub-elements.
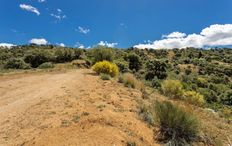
<box><xmin>84</xmin><ymin>58</ymin><xmax>92</xmax><ymax>66</ymax></box>
<box><xmin>92</xmin><ymin>61</ymin><xmax>119</xmax><ymax>77</ymax></box>
<box><xmin>185</xmin><ymin>67</ymin><xmax>192</xmax><ymax>75</ymax></box>
<box><xmin>73</xmin><ymin>49</ymin><xmax>84</xmax><ymax>59</ymax></box>
<box><xmin>151</xmin><ymin>77</ymin><xmax>161</xmax><ymax>89</ymax></box>
<box><xmin>55</xmin><ymin>49</ymin><xmax>75</xmax><ymax>63</ymax></box>
<box><xmin>220</xmin><ymin>90</ymin><xmax>232</xmax><ymax>106</ymax></box>
<box><xmin>139</xmin><ymin>105</ymin><xmax>154</xmax><ymax>125</ymax></box>
<box><xmin>118</xmin><ymin>73</ymin><xmax>144</xmax><ymax>90</ymax></box>
<box><xmin>127</xmin><ymin>141</ymin><xmax>136</xmax><ymax>146</ymax></box>
<box><xmin>38</xmin><ymin>62</ymin><xmax>54</xmax><ymax>69</ymax></box>
<box><xmin>100</xmin><ymin>73</ymin><xmax>111</xmax><ymax>80</ymax></box>
<box><xmin>127</xmin><ymin>53</ymin><xmax>142</xmax><ymax>71</ymax></box>
<box><xmin>161</xmin><ymin>80</ymin><xmax>184</xmax><ymax>99</ymax></box>
<box><xmin>145</xmin><ymin>59</ymin><xmax>168</xmax><ymax>80</ymax></box>
<box><xmin>210</xmin><ymin>74</ymin><xmax>229</xmax><ymax>84</ymax></box>
<box><xmin>183</xmin><ymin>91</ymin><xmax>205</xmax><ymax>106</ymax></box>
<box><xmin>4</xmin><ymin>58</ymin><xmax>30</xmax><ymax>69</ymax></box>
<box><xmin>71</xmin><ymin>60</ymin><xmax>89</xmax><ymax>68</ymax></box>
<box><xmin>154</xmin><ymin>101</ymin><xmax>199</xmax><ymax>145</ymax></box>
<box><xmin>24</xmin><ymin>52</ymin><xmax>50</xmax><ymax>68</ymax></box>
<box><xmin>197</xmin><ymin>88</ymin><xmax>218</xmax><ymax>103</ymax></box>
<box><xmin>196</xmin><ymin>77</ymin><xmax>208</xmax><ymax>88</ymax></box>
<box><xmin>209</xmin><ymin>83</ymin><xmax>229</xmax><ymax>96</ymax></box>
<box><xmin>114</xmin><ymin>60</ymin><xmax>129</xmax><ymax>73</ymax></box>
<box><xmin>91</xmin><ymin>46</ymin><xmax>114</xmax><ymax>63</ymax></box>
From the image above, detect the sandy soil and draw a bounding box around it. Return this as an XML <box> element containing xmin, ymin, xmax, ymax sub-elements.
<box><xmin>0</xmin><ymin>69</ymin><xmax>158</xmax><ymax>146</ymax></box>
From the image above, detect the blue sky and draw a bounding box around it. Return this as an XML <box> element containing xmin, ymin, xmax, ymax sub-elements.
<box><xmin>1</xmin><ymin>0</ymin><xmax>232</xmax><ymax>48</ymax></box>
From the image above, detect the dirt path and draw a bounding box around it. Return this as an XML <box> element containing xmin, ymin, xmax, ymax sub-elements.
<box><xmin>0</xmin><ymin>69</ymin><xmax>158</xmax><ymax>146</ymax></box>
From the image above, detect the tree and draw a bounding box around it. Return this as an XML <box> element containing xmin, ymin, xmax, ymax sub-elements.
<box><xmin>127</xmin><ymin>53</ymin><xmax>142</xmax><ymax>71</ymax></box>
<box><xmin>145</xmin><ymin>59</ymin><xmax>167</xmax><ymax>80</ymax></box>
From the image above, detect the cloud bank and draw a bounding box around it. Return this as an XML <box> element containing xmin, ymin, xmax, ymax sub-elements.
<box><xmin>98</xmin><ymin>41</ymin><xmax>118</xmax><ymax>47</ymax></box>
<box><xmin>134</xmin><ymin>24</ymin><xmax>232</xmax><ymax>49</ymax></box>
<box><xmin>19</xmin><ymin>4</ymin><xmax>40</xmax><ymax>15</ymax></box>
<box><xmin>29</xmin><ymin>38</ymin><xmax>48</xmax><ymax>45</ymax></box>
<box><xmin>0</xmin><ymin>43</ymin><xmax>15</xmax><ymax>48</ymax></box>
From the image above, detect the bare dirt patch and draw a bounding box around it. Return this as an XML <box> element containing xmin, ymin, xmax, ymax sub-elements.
<box><xmin>0</xmin><ymin>69</ymin><xmax>158</xmax><ymax>146</ymax></box>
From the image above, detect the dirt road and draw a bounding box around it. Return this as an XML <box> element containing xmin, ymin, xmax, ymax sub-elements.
<box><xmin>0</xmin><ymin>69</ymin><xmax>157</xmax><ymax>146</ymax></box>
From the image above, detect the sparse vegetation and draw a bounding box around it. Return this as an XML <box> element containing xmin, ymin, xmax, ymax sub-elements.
<box><xmin>118</xmin><ymin>73</ymin><xmax>144</xmax><ymax>90</ymax></box>
<box><xmin>0</xmin><ymin>45</ymin><xmax>232</xmax><ymax>146</ymax></box>
<box><xmin>139</xmin><ymin>105</ymin><xmax>154</xmax><ymax>125</ymax></box>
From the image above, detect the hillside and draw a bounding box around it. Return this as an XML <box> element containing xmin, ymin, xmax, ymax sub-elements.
<box><xmin>0</xmin><ymin>45</ymin><xmax>232</xmax><ymax>146</ymax></box>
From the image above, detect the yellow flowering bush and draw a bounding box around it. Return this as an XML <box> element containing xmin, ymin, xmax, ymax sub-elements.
<box><xmin>92</xmin><ymin>61</ymin><xmax>119</xmax><ymax>77</ymax></box>
<box><xmin>183</xmin><ymin>91</ymin><xmax>205</xmax><ymax>106</ymax></box>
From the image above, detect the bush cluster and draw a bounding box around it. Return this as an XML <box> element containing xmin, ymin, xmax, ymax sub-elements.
<box><xmin>4</xmin><ymin>58</ymin><xmax>30</xmax><ymax>69</ymax></box>
<box><xmin>90</xmin><ymin>46</ymin><xmax>114</xmax><ymax>63</ymax></box>
<box><xmin>38</xmin><ymin>62</ymin><xmax>54</xmax><ymax>69</ymax></box>
<box><xmin>24</xmin><ymin>51</ymin><xmax>52</xmax><ymax>68</ymax></box>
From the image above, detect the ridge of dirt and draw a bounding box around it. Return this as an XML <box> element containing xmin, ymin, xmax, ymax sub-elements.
<box><xmin>0</xmin><ymin>69</ymin><xmax>159</xmax><ymax>146</ymax></box>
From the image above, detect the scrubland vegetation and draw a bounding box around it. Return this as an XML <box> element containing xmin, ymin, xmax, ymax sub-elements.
<box><xmin>0</xmin><ymin>44</ymin><xmax>231</xmax><ymax>145</ymax></box>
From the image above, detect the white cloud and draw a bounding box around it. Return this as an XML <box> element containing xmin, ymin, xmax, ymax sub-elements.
<box><xmin>50</xmin><ymin>14</ymin><xmax>66</xmax><ymax>20</ymax></box>
<box><xmin>38</xmin><ymin>0</ymin><xmax>46</xmax><ymax>3</ymax></box>
<box><xmin>134</xmin><ymin>24</ymin><xmax>232</xmax><ymax>49</ymax></box>
<box><xmin>57</xmin><ymin>43</ymin><xmax>65</xmax><ymax>47</ymax></box>
<box><xmin>98</xmin><ymin>41</ymin><xmax>118</xmax><ymax>48</ymax></box>
<box><xmin>162</xmin><ymin>32</ymin><xmax>186</xmax><ymax>38</ymax></box>
<box><xmin>29</xmin><ymin>38</ymin><xmax>48</xmax><ymax>45</ymax></box>
<box><xmin>75</xmin><ymin>42</ymin><xmax>84</xmax><ymax>48</ymax></box>
<box><xmin>57</xmin><ymin>9</ymin><xmax>62</xmax><ymax>13</ymax></box>
<box><xmin>200</xmin><ymin>24</ymin><xmax>232</xmax><ymax>46</ymax></box>
<box><xmin>0</xmin><ymin>43</ymin><xmax>15</xmax><ymax>48</ymax></box>
<box><xmin>77</xmin><ymin>26</ymin><xmax>90</xmax><ymax>34</ymax></box>
<box><xmin>19</xmin><ymin>4</ymin><xmax>40</xmax><ymax>15</ymax></box>
<box><xmin>50</xmin><ymin>9</ymin><xmax>66</xmax><ymax>21</ymax></box>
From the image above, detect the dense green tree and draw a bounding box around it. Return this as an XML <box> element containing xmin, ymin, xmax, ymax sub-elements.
<box><xmin>145</xmin><ymin>59</ymin><xmax>167</xmax><ymax>80</ymax></box>
<box><xmin>127</xmin><ymin>53</ymin><xmax>142</xmax><ymax>71</ymax></box>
